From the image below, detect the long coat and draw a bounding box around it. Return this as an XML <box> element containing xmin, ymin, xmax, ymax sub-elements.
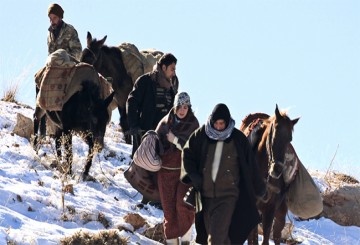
<box><xmin>181</xmin><ymin>125</ymin><xmax>266</xmax><ymax>244</ymax></box>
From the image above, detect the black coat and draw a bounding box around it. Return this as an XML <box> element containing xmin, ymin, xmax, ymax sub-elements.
<box><xmin>126</xmin><ymin>73</ymin><xmax>176</xmax><ymax>131</ymax></box>
<box><xmin>181</xmin><ymin>125</ymin><xmax>266</xmax><ymax>244</ymax></box>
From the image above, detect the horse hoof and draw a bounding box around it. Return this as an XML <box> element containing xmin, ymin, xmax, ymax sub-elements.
<box><xmin>82</xmin><ymin>174</ymin><xmax>96</xmax><ymax>182</ymax></box>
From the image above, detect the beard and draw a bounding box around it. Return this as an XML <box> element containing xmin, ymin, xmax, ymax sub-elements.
<box><xmin>50</xmin><ymin>23</ymin><xmax>58</xmax><ymax>30</ymax></box>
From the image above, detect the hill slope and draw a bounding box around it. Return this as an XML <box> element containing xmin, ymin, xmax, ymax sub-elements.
<box><xmin>0</xmin><ymin>101</ymin><xmax>359</xmax><ymax>245</ymax></box>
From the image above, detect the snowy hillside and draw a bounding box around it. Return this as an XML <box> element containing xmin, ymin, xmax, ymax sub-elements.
<box><xmin>0</xmin><ymin>100</ymin><xmax>359</xmax><ymax>245</ymax></box>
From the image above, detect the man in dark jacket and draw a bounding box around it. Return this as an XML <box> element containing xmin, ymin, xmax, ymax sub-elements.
<box><xmin>126</xmin><ymin>53</ymin><xmax>178</xmax><ymax>206</ymax></box>
<box><xmin>181</xmin><ymin>103</ymin><xmax>268</xmax><ymax>244</ymax></box>
<box><xmin>126</xmin><ymin>53</ymin><xmax>178</xmax><ymax>157</ymax></box>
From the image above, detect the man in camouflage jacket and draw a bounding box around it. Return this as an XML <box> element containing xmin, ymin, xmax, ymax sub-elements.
<box><xmin>47</xmin><ymin>3</ymin><xmax>82</xmax><ymax>61</ymax></box>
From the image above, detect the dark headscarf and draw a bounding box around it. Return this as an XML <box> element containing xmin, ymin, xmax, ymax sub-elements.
<box><xmin>210</xmin><ymin>103</ymin><xmax>231</xmax><ymax>127</ymax></box>
<box><xmin>205</xmin><ymin>103</ymin><xmax>235</xmax><ymax>141</ymax></box>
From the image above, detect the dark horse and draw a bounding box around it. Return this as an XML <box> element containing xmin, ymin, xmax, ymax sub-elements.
<box><xmin>80</xmin><ymin>32</ymin><xmax>133</xmax><ymax>144</ymax></box>
<box><xmin>240</xmin><ymin>105</ymin><xmax>299</xmax><ymax>245</ymax></box>
<box><xmin>33</xmin><ymin>65</ymin><xmax>115</xmax><ymax>181</ymax></box>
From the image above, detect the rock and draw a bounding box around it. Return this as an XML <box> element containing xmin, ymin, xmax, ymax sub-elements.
<box><xmin>320</xmin><ymin>173</ymin><xmax>360</xmax><ymax>227</ymax></box>
<box><xmin>142</xmin><ymin>223</ymin><xmax>165</xmax><ymax>244</ymax></box>
<box><xmin>13</xmin><ymin>113</ymin><xmax>33</xmax><ymax>140</ymax></box>
<box><xmin>123</xmin><ymin>213</ymin><xmax>146</xmax><ymax>230</ymax></box>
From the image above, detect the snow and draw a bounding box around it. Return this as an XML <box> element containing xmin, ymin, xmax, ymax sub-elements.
<box><xmin>0</xmin><ymin>100</ymin><xmax>359</xmax><ymax>245</ymax></box>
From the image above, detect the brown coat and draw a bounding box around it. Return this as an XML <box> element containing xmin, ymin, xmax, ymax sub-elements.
<box><xmin>181</xmin><ymin>125</ymin><xmax>266</xmax><ymax>244</ymax></box>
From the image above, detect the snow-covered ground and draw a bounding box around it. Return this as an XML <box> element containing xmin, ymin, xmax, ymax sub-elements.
<box><xmin>0</xmin><ymin>100</ymin><xmax>359</xmax><ymax>245</ymax></box>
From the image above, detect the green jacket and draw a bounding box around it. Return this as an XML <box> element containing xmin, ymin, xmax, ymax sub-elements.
<box><xmin>47</xmin><ymin>21</ymin><xmax>82</xmax><ymax>60</ymax></box>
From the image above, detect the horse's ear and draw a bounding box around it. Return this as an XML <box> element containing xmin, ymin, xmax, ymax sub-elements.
<box><xmin>292</xmin><ymin>117</ymin><xmax>300</xmax><ymax>126</ymax></box>
<box><xmin>275</xmin><ymin>104</ymin><xmax>281</xmax><ymax>119</ymax></box>
<box><xmin>87</xmin><ymin>32</ymin><xmax>92</xmax><ymax>47</ymax></box>
<box><xmin>104</xmin><ymin>92</ymin><xmax>115</xmax><ymax>108</ymax></box>
<box><xmin>98</xmin><ymin>35</ymin><xmax>107</xmax><ymax>47</ymax></box>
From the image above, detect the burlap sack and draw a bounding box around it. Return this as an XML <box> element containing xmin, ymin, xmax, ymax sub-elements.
<box><xmin>140</xmin><ymin>49</ymin><xmax>163</xmax><ymax>74</ymax></box>
<box><xmin>13</xmin><ymin>113</ymin><xmax>33</xmax><ymax>140</ymax></box>
<box><xmin>119</xmin><ymin>43</ymin><xmax>144</xmax><ymax>83</ymax></box>
<box><xmin>286</xmin><ymin>160</ymin><xmax>323</xmax><ymax>219</ymax></box>
<box><xmin>124</xmin><ymin>161</ymin><xmax>160</xmax><ymax>202</ymax></box>
<box><xmin>120</xmin><ymin>43</ymin><xmax>165</xmax><ymax>83</ymax></box>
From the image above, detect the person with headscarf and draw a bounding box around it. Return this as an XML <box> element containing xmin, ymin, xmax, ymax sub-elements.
<box><xmin>47</xmin><ymin>3</ymin><xmax>82</xmax><ymax>60</ymax></box>
<box><xmin>181</xmin><ymin>103</ymin><xmax>268</xmax><ymax>244</ymax></box>
<box><xmin>155</xmin><ymin>92</ymin><xmax>199</xmax><ymax>245</ymax></box>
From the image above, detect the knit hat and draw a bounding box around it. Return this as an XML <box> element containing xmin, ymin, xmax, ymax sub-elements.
<box><xmin>48</xmin><ymin>3</ymin><xmax>64</xmax><ymax>19</ymax></box>
<box><xmin>210</xmin><ymin>103</ymin><xmax>231</xmax><ymax>127</ymax></box>
<box><xmin>174</xmin><ymin>92</ymin><xmax>191</xmax><ymax>107</ymax></box>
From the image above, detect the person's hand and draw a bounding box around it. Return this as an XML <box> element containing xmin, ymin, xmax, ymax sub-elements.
<box><xmin>258</xmin><ymin>190</ymin><xmax>271</xmax><ymax>203</ymax></box>
<box><xmin>166</xmin><ymin>130</ymin><xmax>175</xmax><ymax>143</ymax></box>
<box><xmin>128</xmin><ymin>127</ymin><xmax>143</xmax><ymax>137</ymax></box>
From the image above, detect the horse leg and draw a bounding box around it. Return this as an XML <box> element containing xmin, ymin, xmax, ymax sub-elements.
<box><xmin>62</xmin><ymin>131</ymin><xmax>73</xmax><ymax>176</ymax></box>
<box><xmin>54</xmin><ymin>129</ymin><xmax>62</xmax><ymax>161</ymax></box>
<box><xmin>247</xmin><ymin>226</ymin><xmax>259</xmax><ymax>245</ymax></box>
<box><xmin>82</xmin><ymin>134</ymin><xmax>95</xmax><ymax>181</ymax></box>
<box><xmin>40</xmin><ymin>116</ymin><xmax>46</xmax><ymax>137</ymax></box>
<box><xmin>261</xmin><ymin>208</ymin><xmax>275</xmax><ymax>245</ymax></box>
<box><xmin>118</xmin><ymin>106</ymin><xmax>131</xmax><ymax>144</ymax></box>
<box><xmin>33</xmin><ymin>106</ymin><xmax>46</xmax><ymax>151</ymax></box>
<box><xmin>272</xmin><ymin>201</ymin><xmax>287</xmax><ymax>245</ymax></box>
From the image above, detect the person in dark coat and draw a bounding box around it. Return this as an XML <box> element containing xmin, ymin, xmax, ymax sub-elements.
<box><xmin>126</xmin><ymin>53</ymin><xmax>178</xmax><ymax>206</ymax></box>
<box><xmin>156</xmin><ymin>92</ymin><xmax>199</xmax><ymax>244</ymax></box>
<box><xmin>126</xmin><ymin>53</ymin><xmax>178</xmax><ymax>157</ymax></box>
<box><xmin>181</xmin><ymin>103</ymin><xmax>268</xmax><ymax>244</ymax></box>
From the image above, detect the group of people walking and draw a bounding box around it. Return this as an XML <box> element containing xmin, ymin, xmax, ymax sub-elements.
<box><xmin>45</xmin><ymin>3</ymin><xmax>269</xmax><ymax>244</ymax></box>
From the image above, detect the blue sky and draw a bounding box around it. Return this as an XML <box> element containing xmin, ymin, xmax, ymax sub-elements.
<box><xmin>1</xmin><ymin>0</ymin><xmax>359</xmax><ymax>177</ymax></box>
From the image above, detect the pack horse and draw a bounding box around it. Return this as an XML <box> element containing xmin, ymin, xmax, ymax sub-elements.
<box><xmin>33</xmin><ymin>62</ymin><xmax>114</xmax><ymax>181</ymax></box>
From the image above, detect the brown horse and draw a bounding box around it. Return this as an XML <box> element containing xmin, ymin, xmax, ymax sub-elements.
<box><xmin>240</xmin><ymin>105</ymin><xmax>299</xmax><ymax>245</ymax></box>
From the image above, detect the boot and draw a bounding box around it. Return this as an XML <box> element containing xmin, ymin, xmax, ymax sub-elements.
<box><xmin>166</xmin><ymin>238</ymin><xmax>179</xmax><ymax>245</ymax></box>
<box><xmin>180</xmin><ymin>226</ymin><xmax>193</xmax><ymax>245</ymax></box>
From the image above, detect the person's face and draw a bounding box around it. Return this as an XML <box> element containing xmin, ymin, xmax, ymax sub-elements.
<box><xmin>175</xmin><ymin>105</ymin><xmax>189</xmax><ymax>119</ymax></box>
<box><xmin>214</xmin><ymin>119</ymin><xmax>226</xmax><ymax>131</ymax></box>
<box><xmin>49</xmin><ymin>14</ymin><xmax>61</xmax><ymax>28</ymax></box>
<box><xmin>162</xmin><ymin>62</ymin><xmax>176</xmax><ymax>81</ymax></box>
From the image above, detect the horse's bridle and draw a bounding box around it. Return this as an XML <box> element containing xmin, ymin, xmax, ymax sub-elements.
<box><xmin>266</xmin><ymin>120</ymin><xmax>285</xmax><ymax>179</ymax></box>
<box><xmin>84</xmin><ymin>47</ymin><xmax>98</xmax><ymax>65</ymax></box>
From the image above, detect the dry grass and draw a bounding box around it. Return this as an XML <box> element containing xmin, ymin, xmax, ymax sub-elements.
<box><xmin>60</xmin><ymin>230</ymin><xmax>128</xmax><ymax>245</ymax></box>
<box><xmin>1</xmin><ymin>83</ymin><xmax>19</xmax><ymax>103</ymax></box>
<box><xmin>324</xmin><ymin>144</ymin><xmax>339</xmax><ymax>186</ymax></box>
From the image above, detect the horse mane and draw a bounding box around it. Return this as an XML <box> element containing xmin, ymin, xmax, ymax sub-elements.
<box><xmin>81</xmin><ymin>80</ymin><xmax>101</xmax><ymax>100</ymax></box>
<box><xmin>102</xmin><ymin>45</ymin><xmax>123</xmax><ymax>57</ymax></box>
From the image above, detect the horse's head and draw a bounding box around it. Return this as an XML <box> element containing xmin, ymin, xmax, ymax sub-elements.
<box><xmin>90</xmin><ymin>91</ymin><xmax>115</xmax><ymax>150</ymax></box>
<box><xmin>266</xmin><ymin>104</ymin><xmax>299</xmax><ymax>179</ymax></box>
<box><xmin>80</xmin><ymin>32</ymin><xmax>107</xmax><ymax>66</ymax></box>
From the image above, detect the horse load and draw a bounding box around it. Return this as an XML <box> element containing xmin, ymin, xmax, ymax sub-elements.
<box><xmin>80</xmin><ymin>32</ymin><xmax>179</xmax><ymax>144</ymax></box>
